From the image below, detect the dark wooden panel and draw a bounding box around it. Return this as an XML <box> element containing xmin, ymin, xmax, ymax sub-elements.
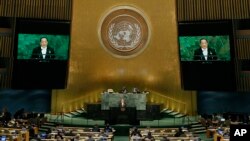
<box><xmin>0</xmin><ymin>0</ymin><xmax>72</xmax><ymax>20</ymax></box>
<box><xmin>177</xmin><ymin>0</ymin><xmax>250</xmax><ymax>21</ymax></box>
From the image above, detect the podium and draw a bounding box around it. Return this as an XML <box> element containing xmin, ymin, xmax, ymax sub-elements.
<box><xmin>101</xmin><ymin>92</ymin><xmax>148</xmax><ymax>110</ymax></box>
<box><xmin>101</xmin><ymin>92</ymin><xmax>147</xmax><ymax>125</ymax></box>
<box><xmin>107</xmin><ymin>107</ymin><xmax>139</xmax><ymax>125</ymax></box>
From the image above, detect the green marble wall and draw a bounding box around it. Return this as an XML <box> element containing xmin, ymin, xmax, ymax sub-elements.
<box><xmin>101</xmin><ymin>92</ymin><xmax>148</xmax><ymax>110</ymax></box>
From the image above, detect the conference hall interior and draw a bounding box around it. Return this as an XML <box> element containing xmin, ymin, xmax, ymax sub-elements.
<box><xmin>1</xmin><ymin>0</ymin><xmax>250</xmax><ymax>141</ymax></box>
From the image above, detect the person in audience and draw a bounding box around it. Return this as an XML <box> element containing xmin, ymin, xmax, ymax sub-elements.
<box><xmin>55</xmin><ymin>134</ymin><xmax>63</xmax><ymax>141</ymax></box>
<box><xmin>92</xmin><ymin>124</ymin><xmax>100</xmax><ymax>132</ymax></box>
<box><xmin>29</xmin><ymin>125</ymin><xmax>35</xmax><ymax>138</ymax></box>
<box><xmin>131</xmin><ymin>132</ymin><xmax>142</xmax><ymax>141</ymax></box>
<box><xmin>86</xmin><ymin>134</ymin><xmax>94</xmax><ymax>141</ymax></box>
<box><xmin>73</xmin><ymin>134</ymin><xmax>80</xmax><ymax>141</ymax></box>
<box><xmin>174</xmin><ymin>127</ymin><xmax>185</xmax><ymax>137</ymax></box>
<box><xmin>99</xmin><ymin>131</ymin><xmax>108</xmax><ymax>141</ymax></box>
<box><xmin>0</xmin><ymin>107</ymin><xmax>11</xmax><ymax>126</ymax></box>
<box><xmin>144</xmin><ymin>126</ymin><xmax>151</xmax><ymax>134</ymax></box>
<box><xmin>144</xmin><ymin>132</ymin><xmax>155</xmax><ymax>141</ymax></box>
<box><xmin>120</xmin><ymin>86</ymin><xmax>128</xmax><ymax>93</ymax></box>
<box><xmin>104</xmin><ymin>123</ymin><xmax>112</xmax><ymax>132</ymax></box>
<box><xmin>130</xmin><ymin>127</ymin><xmax>141</xmax><ymax>137</ymax></box>
<box><xmin>46</xmin><ymin>128</ymin><xmax>52</xmax><ymax>135</ymax></box>
<box><xmin>65</xmin><ymin>129</ymin><xmax>75</xmax><ymax>136</ymax></box>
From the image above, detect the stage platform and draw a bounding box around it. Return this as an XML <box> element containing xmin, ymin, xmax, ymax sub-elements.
<box><xmin>46</xmin><ymin>114</ymin><xmax>196</xmax><ymax>127</ymax></box>
<box><xmin>44</xmin><ymin>114</ymin><xmax>212</xmax><ymax>141</ymax></box>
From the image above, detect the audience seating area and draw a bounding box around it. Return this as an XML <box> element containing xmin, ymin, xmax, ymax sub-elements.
<box><xmin>0</xmin><ymin>128</ymin><xmax>30</xmax><ymax>141</ymax></box>
<box><xmin>129</xmin><ymin>127</ymin><xmax>201</xmax><ymax>141</ymax></box>
<box><xmin>48</xmin><ymin>126</ymin><xmax>115</xmax><ymax>141</ymax></box>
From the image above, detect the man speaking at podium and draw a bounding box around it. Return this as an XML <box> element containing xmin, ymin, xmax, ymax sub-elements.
<box><xmin>31</xmin><ymin>37</ymin><xmax>55</xmax><ymax>60</ymax></box>
<box><xmin>193</xmin><ymin>38</ymin><xmax>218</xmax><ymax>61</ymax></box>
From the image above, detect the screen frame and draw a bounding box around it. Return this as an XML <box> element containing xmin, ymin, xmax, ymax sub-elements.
<box><xmin>178</xmin><ymin>20</ymin><xmax>235</xmax><ymax>64</ymax></box>
<box><xmin>177</xmin><ymin>20</ymin><xmax>236</xmax><ymax>91</ymax></box>
<box><xmin>13</xmin><ymin>18</ymin><xmax>71</xmax><ymax>62</ymax></box>
<box><xmin>12</xmin><ymin>18</ymin><xmax>71</xmax><ymax>89</ymax></box>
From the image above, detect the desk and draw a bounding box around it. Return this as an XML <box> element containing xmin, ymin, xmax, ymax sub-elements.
<box><xmin>108</xmin><ymin>107</ymin><xmax>138</xmax><ymax>125</ymax></box>
<box><xmin>129</xmin><ymin>128</ymin><xmax>197</xmax><ymax>141</ymax></box>
<box><xmin>50</xmin><ymin>127</ymin><xmax>114</xmax><ymax>141</ymax></box>
<box><xmin>101</xmin><ymin>92</ymin><xmax>148</xmax><ymax>110</ymax></box>
<box><xmin>0</xmin><ymin>128</ymin><xmax>29</xmax><ymax>141</ymax></box>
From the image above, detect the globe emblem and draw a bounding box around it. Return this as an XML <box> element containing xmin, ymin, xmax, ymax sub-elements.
<box><xmin>108</xmin><ymin>21</ymin><xmax>141</xmax><ymax>52</ymax></box>
<box><xmin>99</xmin><ymin>6</ymin><xmax>150</xmax><ymax>58</ymax></box>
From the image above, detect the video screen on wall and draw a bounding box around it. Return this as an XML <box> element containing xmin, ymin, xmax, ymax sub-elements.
<box><xmin>12</xmin><ymin>19</ymin><xmax>71</xmax><ymax>89</ymax></box>
<box><xmin>17</xmin><ymin>34</ymin><xmax>70</xmax><ymax>60</ymax></box>
<box><xmin>179</xmin><ymin>35</ymin><xmax>231</xmax><ymax>61</ymax></box>
<box><xmin>178</xmin><ymin>20</ymin><xmax>236</xmax><ymax>91</ymax></box>
<box><xmin>14</xmin><ymin>19</ymin><xmax>71</xmax><ymax>62</ymax></box>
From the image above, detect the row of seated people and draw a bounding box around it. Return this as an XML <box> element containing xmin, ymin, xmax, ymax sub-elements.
<box><xmin>206</xmin><ymin>126</ymin><xmax>230</xmax><ymax>140</ymax></box>
<box><xmin>199</xmin><ymin>112</ymin><xmax>250</xmax><ymax>129</ymax></box>
<box><xmin>129</xmin><ymin>126</ymin><xmax>200</xmax><ymax>141</ymax></box>
<box><xmin>37</xmin><ymin>123</ymin><xmax>115</xmax><ymax>141</ymax></box>
<box><xmin>0</xmin><ymin>107</ymin><xmax>46</xmax><ymax>128</ymax></box>
<box><xmin>0</xmin><ymin>127</ymin><xmax>30</xmax><ymax>141</ymax></box>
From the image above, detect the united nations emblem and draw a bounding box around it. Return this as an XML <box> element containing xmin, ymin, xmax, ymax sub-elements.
<box><xmin>99</xmin><ymin>6</ymin><xmax>150</xmax><ymax>58</ymax></box>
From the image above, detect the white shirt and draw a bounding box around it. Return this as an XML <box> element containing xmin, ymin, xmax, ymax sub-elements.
<box><xmin>202</xmin><ymin>48</ymin><xmax>208</xmax><ymax>60</ymax></box>
<box><xmin>41</xmin><ymin>47</ymin><xmax>47</xmax><ymax>59</ymax></box>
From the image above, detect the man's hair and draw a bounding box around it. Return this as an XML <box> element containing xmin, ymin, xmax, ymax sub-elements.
<box><xmin>199</xmin><ymin>38</ymin><xmax>208</xmax><ymax>44</ymax></box>
<box><xmin>40</xmin><ymin>37</ymin><xmax>48</xmax><ymax>42</ymax></box>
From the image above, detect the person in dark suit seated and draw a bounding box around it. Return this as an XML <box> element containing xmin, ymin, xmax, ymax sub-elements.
<box><xmin>104</xmin><ymin>123</ymin><xmax>112</xmax><ymax>132</ymax></box>
<box><xmin>130</xmin><ymin>127</ymin><xmax>142</xmax><ymax>137</ymax></box>
<box><xmin>144</xmin><ymin>132</ymin><xmax>155</xmax><ymax>141</ymax></box>
<box><xmin>92</xmin><ymin>124</ymin><xmax>100</xmax><ymax>132</ymax></box>
<box><xmin>99</xmin><ymin>131</ymin><xmax>109</xmax><ymax>141</ymax></box>
<box><xmin>120</xmin><ymin>86</ymin><xmax>128</xmax><ymax>93</ymax></box>
<box><xmin>193</xmin><ymin>38</ymin><xmax>218</xmax><ymax>61</ymax></box>
<box><xmin>174</xmin><ymin>127</ymin><xmax>185</xmax><ymax>137</ymax></box>
<box><xmin>31</xmin><ymin>37</ymin><xmax>55</xmax><ymax>61</ymax></box>
<box><xmin>132</xmin><ymin>87</ymin><xmax>141</xmax><ymax>93</ymax></box>
<box><xmin>0</xmin><ymin>107</ymin><xmax>11</xmax><ymax>126</ymax></box>
<box><xmin>86</xmin><ymin>134</ymin><xmax>95</xmax><ymax>141</ymax></box>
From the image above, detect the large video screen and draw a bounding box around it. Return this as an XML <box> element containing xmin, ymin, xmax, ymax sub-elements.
<box><xmin>17</xmin><ymin>34</ymin><xmax>69</xmax><ymax>60</ymax></box>
<box><xmin>179</xmin><ymin>35</ymin><xmax>231</xmax><ymax>61</ymax></box>
<box><xmin>12</xmin><ymin>19</ymin><xmax>70</xmax><ymax>89</ymax></box>
<box><xmin>178</xmin><ymin>20</ymin><xmax>236</xmax><ymax>91</ymax></box>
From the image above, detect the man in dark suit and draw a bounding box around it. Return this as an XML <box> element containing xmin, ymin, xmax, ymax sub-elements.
<box><xmin>193</xmin><ymin>38</ymin><xmax>218</xmax><ymax>61</ymax></box>
<box><xmin>31</xmin><ymin>37</ymin><xmax>55</xmax><ymax>60</ymax></box>
<box><xmin>0</xmin><ymin>107</ymin><xmax>11</xmax><ymax>126</ymax></box>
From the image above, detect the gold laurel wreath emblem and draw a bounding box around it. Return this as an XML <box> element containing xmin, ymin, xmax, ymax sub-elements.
<box><xmin>108</xmin><ymin>23</ymin><xmax>141</xmax><ymax>49</ymax></box>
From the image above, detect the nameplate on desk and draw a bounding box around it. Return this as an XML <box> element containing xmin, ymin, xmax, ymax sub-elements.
<box><xmin>230</xmin><ymin>124</ymin><xmax>250</xmax><ymax>141</ymax></box>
